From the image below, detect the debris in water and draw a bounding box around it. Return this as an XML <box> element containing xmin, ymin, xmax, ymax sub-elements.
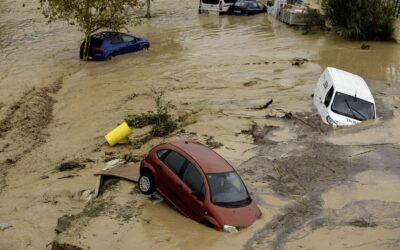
<box><xmin>58</xmin><ymin>174</ymin><xmax>78</xmax><ymax>180</ymax></box>
<box><xmin>243</xmin><ymin>81</ymin><xmax>258</xmax><ymax>87</ymax></box>
<box><xmin>205</xmin><ymin>136</ymin><xmax>224</xmax><ymax>149</ymax></box>
<box><xmin>57</xmin><ymin>161</ymin><xmax>85</xmax><ymax>172</ymax></box>
<box><xmin>360</xmin><ymin>43</ymin><xmax>370</xmax><ymax>50</ymax></box>
<box><xmin>5</xmin><ymin>158</ymin><xmax>15</xmax><ymax>164</ymax></box>
<box><xmin>51</xmin><ymin>241</ymin><xmax>83</xmax><ymax>250</ymax></box>
<box><xmin>0</xmin><ymin>223</ymin><xmax>12</xmax><ymax>231</ymax></box>
<box><xmin>265</xmin><ymin>111</ymin><xmax>293</xmax><ymax>119</ymax></box>
<box><xmin>148</xmin><ymin>192</ymin><xmax>164</xmax><ymax>204</ymax></box>
<box><xmin>78</xmin><ymin>189</ymin><xmax>95</xmax><ymax>201</ymax></box>
<box><xmin>251</xmin><ymin>99</ymin><xmax>273</xmax><ymax>110</ymax></box>
<box><xmin>55</xmin><ymin>215</ymin><xmax>77</xmax><ymax>234</ymax></box>
<box><xmin>104</xmin><ymin>158</ymin><xmax>126</xmax><ymax>170</ymax></box>
<box><xmin>290</xmin><ymin>58</ymin><xmax>308</xmax><ymax>66</ymax></box>
<box><xmin>348</xmin><ymin>218</ymin><xmax>377</xmax><ymax>228</ymax></box>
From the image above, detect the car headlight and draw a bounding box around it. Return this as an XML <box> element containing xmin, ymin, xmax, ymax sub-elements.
<box><xmin>223</xmin><ymin>225</ymin><xmax>239</xmax><ymax>233</ymax></box>
<box><xmin>326</xmin><ymin>116</ymin><xmax>337</xmax><ymax>126</ymax></box>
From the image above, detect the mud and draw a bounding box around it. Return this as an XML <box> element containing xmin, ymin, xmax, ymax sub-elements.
<box><xmin>0</xmin><ymin>0</ymin><xmax>400</xmax><ymax>249</ymax></box>
<box><xmin>57</xmin><ymin>161</ymin><xmax>85</xmax><ymax>172</ymax></box>
<box><xmin>51</xmin><ymin>242</ymin><xmax>83</xmax><ymax>250</ymax></box>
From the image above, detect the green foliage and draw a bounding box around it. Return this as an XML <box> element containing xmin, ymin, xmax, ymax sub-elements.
<box><xmin>39</xmin><ymin>0</ymin><xmax>141</xmax><ymax>59</ymax></box>
<box><xmin>125</xmin><ymin>93</ymin><xmax>177</xmax><ymax>137</ymax></box>
<box><xmin>322</xmin><ymin>0</ymin><xmax>395</xmax><ymax>40</ymax></box>
<box><xmin>301</xmin><ymin>7</ymin><xmax>325</xmax><ymax>35</ymax></box>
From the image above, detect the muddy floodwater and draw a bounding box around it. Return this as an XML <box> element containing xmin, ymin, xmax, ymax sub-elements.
<box><xmin>1</xmin><ymin>0</ymin><xmax>400</xmax><ymax>249</ymax></box>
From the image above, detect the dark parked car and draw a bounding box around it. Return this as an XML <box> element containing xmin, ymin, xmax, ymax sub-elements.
<box><xmin>80</xmin><ymin>32</ymin><xmax>150</xmax><ymax>61</ymax></box>
<box><xmin>228</xmin><ymin>0</ymin><xmax>267</xmax><ymax>15</ymax></box>
<box><xmin>138</xmin><ymin>140</ymin><xmax>262</xmax><ymax>232</ymax></box>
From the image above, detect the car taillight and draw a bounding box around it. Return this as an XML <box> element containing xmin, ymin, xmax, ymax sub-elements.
<box><xmin>92</xmin><ymin>47</ymin><xmax>104</xmax><ymax>53</ymax></box>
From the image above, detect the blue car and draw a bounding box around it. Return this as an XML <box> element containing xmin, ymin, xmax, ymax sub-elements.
<box><xmin>228</xmin><ymin>0</ymin><xmax>267</xmax><ymax>15</ymax></box>
<box><xmin>80</xmin><ymin>32</ymin><xmax>150</xmax><ymax>61</ymax></box>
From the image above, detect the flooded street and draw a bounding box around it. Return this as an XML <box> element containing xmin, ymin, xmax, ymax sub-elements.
<box><xmin>1</xmin><ymin>0</ymin><xmax>400</xmax><ymax>249</ymax></box>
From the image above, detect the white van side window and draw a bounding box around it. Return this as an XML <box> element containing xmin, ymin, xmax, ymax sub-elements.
<box><xmin>324</xmin><ymin>87</ymin><xmax>334</xmax><ymax>107</ymax></box>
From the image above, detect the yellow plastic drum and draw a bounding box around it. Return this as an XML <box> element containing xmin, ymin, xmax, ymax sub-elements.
<box><xmin>105</xmin><ymin>122</ymin><xmax>132</xmax><ymax>146</ymax></box>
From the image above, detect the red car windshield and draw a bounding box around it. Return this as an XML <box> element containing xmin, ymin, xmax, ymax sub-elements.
<box><xmin>206</xmin><ymin>172</ymin><xmax>251</xmax><ymax>207</ymax></box>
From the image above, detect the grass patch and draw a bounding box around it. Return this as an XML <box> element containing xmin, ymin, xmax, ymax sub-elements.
<box><xmin>125</xmin><ymin>93</ymin><xmax>177</xmax><ymax>137</ymax></box>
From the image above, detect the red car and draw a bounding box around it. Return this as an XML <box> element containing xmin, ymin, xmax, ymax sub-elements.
<box><xmin>138</xmin><ymin>140</ymin><xmax>262</xmax><ymax>232</ymax></box>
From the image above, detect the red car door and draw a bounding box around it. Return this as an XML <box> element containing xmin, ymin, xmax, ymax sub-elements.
<box><xmin>177</xmin><ymin>162</ymin><xmax>206</xmax><ymax>220</ymax></box>
<box><xmin>155</xmin><ymin>150</ymin><xmax>192</xmax><ymax>217</ymax></box>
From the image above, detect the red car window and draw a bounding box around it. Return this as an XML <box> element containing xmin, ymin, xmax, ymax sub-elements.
<box><xmin>182</xmin><ymin>163</ymin><xmax>204</xmax><ymax>194</ymax></box>
<box><xmin>162</xmin><ymin>151</ymin><xmax>186</xmax><ymax>176</ymax></box>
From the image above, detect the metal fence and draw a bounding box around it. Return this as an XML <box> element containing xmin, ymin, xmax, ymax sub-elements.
<box><xmin>395</xmin><ymin>0</ymin><xmax>400</xmax><ymax>17</ymax></box>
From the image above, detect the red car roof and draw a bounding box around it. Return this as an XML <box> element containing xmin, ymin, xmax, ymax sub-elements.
<box><xmin>168</xmin><ymin>140</ymin><xmax>234</xmax><ymax>174</ymax></box>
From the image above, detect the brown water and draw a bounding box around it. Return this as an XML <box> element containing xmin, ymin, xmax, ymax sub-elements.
<box><xmin>1</xmin><ymin>0</ymin><xmax>400</xmax><ymax>249</ymax></box>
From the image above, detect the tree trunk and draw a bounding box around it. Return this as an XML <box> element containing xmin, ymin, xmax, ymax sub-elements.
<box><xmin>83</xmin><ymin>34</ymin><xmax>91</xmax><ymax>61</ymax></box>
<box><xmin>146</xmin><ymin>0</ymin><xmax>151</xmax><ymax>18</ymax></box>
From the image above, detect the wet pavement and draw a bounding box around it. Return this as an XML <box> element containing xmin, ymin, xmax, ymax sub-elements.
<box><xmin>0</xmin><ymin>0</ymin><xmax>400</xmax><ymax>249</ymax></box>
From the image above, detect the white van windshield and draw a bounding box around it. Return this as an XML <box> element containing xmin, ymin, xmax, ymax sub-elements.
<box><xmin>331</xmin><ymin>92</ymin><xmax>375</xmax><ymax>121</ymax></box>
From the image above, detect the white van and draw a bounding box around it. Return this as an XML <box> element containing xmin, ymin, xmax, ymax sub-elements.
<box><xmin>313</xmin><ymin>67</ymin><xmax>376</xmax><ymax>126</ymax></box>
<box><xmin>199</xmin><ymin>0</ymin><xmax>236</xmax><ymax>14</ymax></box>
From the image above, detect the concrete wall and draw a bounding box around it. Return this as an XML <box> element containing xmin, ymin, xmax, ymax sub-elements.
<box><xmin>394</xmin><ymin>19</ymin><xmax>400</xmax><ymax>43</ymax></box>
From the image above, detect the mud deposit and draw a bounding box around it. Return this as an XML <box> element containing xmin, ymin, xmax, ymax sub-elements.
<box><xmin>1</xmin><ymin>0</ymin><xmax>400</xmax><ymax>249</ymax></box>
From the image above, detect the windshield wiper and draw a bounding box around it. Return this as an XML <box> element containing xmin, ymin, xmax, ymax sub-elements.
<box><xmin>214</xmin><ymin>197</ymin><xmax>251</xmax><ymax>207</ymax></box>
<box><xmin>228</xmin><ymin>197</ymin><xmax>252</xmax><ymax>207</ymax></box>
<box><xmin>344</xmin><ymin>99</ymin><xmax>367</xmax><ymax>121</ymax></box>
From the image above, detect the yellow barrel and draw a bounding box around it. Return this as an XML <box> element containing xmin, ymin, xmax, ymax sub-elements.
<box><xmin>118</xmin><ymin>137</ymin><xmax>129</xmax><ymax>144</ymax></box>
<box><xmin>105</xmin><ymin>122</ymin><xmax>132</xmax><ymax>146</ymax></box>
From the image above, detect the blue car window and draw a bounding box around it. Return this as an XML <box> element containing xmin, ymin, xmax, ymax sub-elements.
<box><xmin>122</xmin><ymin>35</ymin><xmax>135</xmax><ymax>43</ymax></box>
<box><xmin>110</xmin><ymin>35</ymin><xmax>123</xmax><ymax>45</ymax></box>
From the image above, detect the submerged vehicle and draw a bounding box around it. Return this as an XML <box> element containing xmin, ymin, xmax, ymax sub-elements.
<box><xmin>313</xmin><ymin>67</ymin><xmax>376</xmax><ymax>126</ymax></box>
<box><xmin>79</xmin><ymin>32</ymin><xmax>150</xmax><ymax>61</ymax></box>
<box><xmin>229</xmin><ymin>0</ymin><xmax>267</xmax><ymax>15</ymax></box>
<box><xmin>199</xmin><ymin>0</ymin><xmax>236</xmax><ymax>14</ymax></box>
<box><xmin>139</xmin><ymin>140</ymin><xmax>262</xmax><ymax>232</ymax></box>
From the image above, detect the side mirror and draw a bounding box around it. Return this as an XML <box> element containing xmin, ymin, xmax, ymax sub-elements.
<box><xmin>192</xmin><ymin>191</ymin><xmax>204</xmax><ymax>201</ymax></box>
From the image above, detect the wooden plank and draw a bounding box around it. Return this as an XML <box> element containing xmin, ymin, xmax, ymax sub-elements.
<box><xmin>94</xmin><ymin>164</ymin><xmax>140</xmax><ymax>183</ymax></box>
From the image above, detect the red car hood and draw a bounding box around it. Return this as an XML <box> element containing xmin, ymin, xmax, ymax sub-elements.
<box><xmin>211</xmin><ymin>201</ymin><xmax>262</xmax><ymax>229</ymax></box>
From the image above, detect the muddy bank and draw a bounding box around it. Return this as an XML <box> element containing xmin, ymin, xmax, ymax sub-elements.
<box><xmin>0</xmin><ymin>78</ymin><xmax>64</xmax><ymax>193</ymax></box>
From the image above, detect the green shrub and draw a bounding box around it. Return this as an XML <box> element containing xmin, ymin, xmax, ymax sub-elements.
<box><xmin>322</xmin><ymin>0</ymin><xmax>395</xmax><ymax>40</ymax></box>
<box><xmin>302</xmin><ymin>7</ymin><xmax>325</xmax><ymax>34</ymax></box>
<box><xmin>125</xmin><ymin>93</ymin><xmax>177</xmax><ymax>137</ymax></box>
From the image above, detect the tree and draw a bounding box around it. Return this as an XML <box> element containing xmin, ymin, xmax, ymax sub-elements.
<box><xmin>39</xmin><ymin>0</ymin><xmax>141</xmax><ymax>60</ymax></box>
<box><xmin>145</xmin><ymin>0</ymin><xmax>152</xmax><ymax>18</ymax></box>
<box><xmin>322</xmin><ymin>0</ymin><xmax>395</xmax><ymax>40</ymax></box>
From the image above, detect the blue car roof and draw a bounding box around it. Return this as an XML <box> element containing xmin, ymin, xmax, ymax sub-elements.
<box><xmin>92</xmin><ymin>32</ymin><xmax>132</xmax><ymax>40</ymax></box>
